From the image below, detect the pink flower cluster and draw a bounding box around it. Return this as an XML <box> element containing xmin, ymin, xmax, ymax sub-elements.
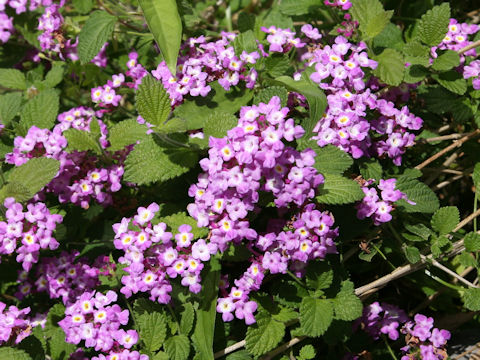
<box><xmin>0</xmin><ymin>302</ymin><xmax>32</xmax><ymax>345</ymax></box>
<box><xmin>0</xmin><ymin>11</ymin><xmax>13</xmax><ymax>43</ymax></box>
<box><xmin>356</xmin><ymin>178</ymin><xmax>412</xmax><ymax>225</ymax></box>
<box><xmin>112</xmin><ymin>203</ymin><xmax>215</xmax><ymax>302</ymax></box>
<box><xmin>187</xmin><ymin>96</ymin><xmax>338</xmax><ymax>323</ymax></box>
<box><xmin>357</xmin><ymin>301</ymin><xmax>409</xmax><ymax>341</ymax></box>
<box><xmin>463</xmin><ymin>60</ymin><xmax>480</xmax><ymax>89</ymax></box>
<box><xmin>59</xmin><ymin>290</ymin><xmax>144</xmax><ymax>359</ymax></box>
<box><xmin>16</xmin><ymin>250</ymin><xmax>100</xmax><ymax>305</ymax></box>
<box><xmin>0</xmin><ymin>197</ymin><xmax>62</xmax><ymax>271</ymax></box>
<box><xmin>305</xmin><ymin>35</ymin><xmax>422</xmax><ymax>165</ymax></box>
<box><xmin>432</xmin><ymin>18</ymin><xmax>480</xmax><ymax>60</ymax></box>
<box><xmin>400</xmin><ymin>314</ymin><xmax>451</xmax><ymax>360</ymax></box>
<box><xmin>6</xmin><ymin>110</ymin><xmax>129</xmax><ymax>208</ymax></box>
<box><xmin>324</xmin><ymin>0</ymin><xmax>352</xmax><ymax>10</ymax></box>
<box><xmin>261</xmin><ymin>26</ymin><xmax>304</xmax><ymax>53</ymax></box>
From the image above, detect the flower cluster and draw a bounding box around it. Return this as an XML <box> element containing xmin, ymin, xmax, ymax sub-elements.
<box><xmin>400</xmin><ymin>314</ymin><xmax>450</xmax><ymax>360</ymax></box>
<box><xmin>356</xmin><ymin>301</ymin><xmax>409</xmax><ymax>341</ymax></box>
<box><xmin>59</xmin><ymin>290</ymin><xmax>141</xmax><ymax>355</ymax></box>
<box><xmin>17</xmin><ymin>250</ymin><xmax>100</xmax><ymax>305</ymax></box>
<box><xmin>0</xmin><ymin>198</ymin><xmax>63</xmax><ymax>271</ymax></box>
<box><xmin>463</xmin><ymin>60</ymin><xmax>480</xmax><ymax>89</ymax></box>
<box><xmin>356</xmin><ymin>178</ymin><xmax>412</xmax><ymax>225</ymax></box>
<box><xmin>37</xmin><ymin>2</ymin><xmax>66</xmax><ymax>53</ymax></box>
<box><xmin>0</xmin><ymin>302</ymin><xmax>32</xmax><ymax>345</ymax></box>
<box><xmin>432</xmin><ymin>18</ymin><xmax>479</xmax><ymax>60</ymax></box>
<box><xmin>261</xmin><ymin>26</ymin><xmax>304</xmax><ymax>53</ymax></box>
<box><xmin>91</xmin><ymin>73</ymin><xmax>126</xmax><ymax>108</ymax></box>
<box><xmin>0</xmin><ymin>12</ymin><xmax>13</xmax><ymax>43</ymax></box>
<box><xmin>188</xmin><ymin>96</ymin><xmax>338</xmax><ymax>323</ymax></box>
<box><xmin>112</xmin><ymin>203</ymin><xmax>214</xmax><ymax>303</ymax></box>
<box><xmin>305</xmin><ymin>35</ymin><xmax>422</xmax><ymax>164</ymax></box>
<box><xmin>6</xmin><ymin>111</ymin><xmax>129</xmax><ymax>208</ymax></box>
<box><xmin>324</xmin><ymin>0</ymin><xmax>352</xmax><ymax>10</ymax></box>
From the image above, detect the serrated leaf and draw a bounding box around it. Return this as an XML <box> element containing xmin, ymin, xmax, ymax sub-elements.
<box><xmin>403</xmin><ymin>223</ymin><xmax>432</xmax><ymax>241</ymax></box>
<box><xmin>43</xmin><ymin>63</ymin><xmax>65</xmax><ymax>88</ymax></box>
<box><xmin>395</xmin><ymin>177</ymin><xmax>439</xmax><ymax>213</ymax></box>
<box><xmin>203</xmin><ymin>112</ymin><xmax>238</xmax><ymax>139</ymax></box>
<box><xmin>432</xmin><ymin>50</ymin><xmax>460</xmax><ymax>71</ymax></box>
<box><xmin>464</xmin><ymin>232</ymin><xmax>480</xmax><ymax>252</ymax></box>
<box><xmin>0</xmin><ymin>182</ymin><xmax>32</xmax><ymax>203</ymax></box>
<box><xmin>139</xmin><ymin>0</ymin><xmax>182</xmax><ymax>75</ymax></box>
<box><xmin>20</xmin><ymin>89</ymin><xmax>59</xmax><ymax>130</ymax></box>
<box><xmin>226</xmin><ymin>350</ymin><xmax>252</xmax><ymax>360</ymax></box>
<box><xmin>8</xmin><ymin>158</ymin><xmax>59</xmax><ymax>200</ymax></box>
<box><xmin>473</xmin><ymin>163</ymin><xmax>480</xmax><ymax>189</ymax></box>
<box><xmin>333</xmin><ymin>281</ymin><xmax>362</xmax><ymax>321</ymax></box>
<box><xmin>245</xmin><ymin>311</ymin><xmax>285</xmax><ymax>356</ymax></box>
<box><xmin>0</xmin><ymin>68</ymin><xmax>27</xmax><ymax>90</ymax></box>
<box><xmin>458</xmin><ymin>252</ymin><xmax>477</xmax><ymax>268</ymax></box>
<box><xmin>152</xmin><ymin>352</ymin><xmax>170</xmax><ymax>360</ymax></box>
<box><xmin>159</xmin><ymin>212</ymin><xmax>208</xmax><ymax>239</ymax></box>
<box><xmin>316</xmin><ymin>174</ymin><xmax>364</xmax><ymax>205</ymax></box>
<box><xmin>124</xmin><ymin>136</ymin><xmax>197</xmax><ymax>185</ymax></box>
<box><xmin>165</xmin><ymin>334</ymin><xmax>190</xmax><ymax>360</ymax></box>
<box><xmin>233</xmin><ymin>30</ymin><xmax>257</xmax><ymax>55</ymax></box>
<box><xmin>359</xmin><ymin>159</ymin><xmax>382</xmax><ymax>180</ymax></box>
<box><xmin>48</xmin><ymin>328</ymin><xmax>75</xmax><ymax>360</ymax></box>
<box><xmin>265</xmin><ymin>54</ymin><xmax>290</xmax><ymax>78</ymax></box>
<box><xmin>299</xmin><ymin>297</ymin><xmax>333</xmax><ymax>337</ymax></box>
<box><xmin>431</xmin><ymin>206</ymin><xmax>459</xmax><ymax>235</ymax></box>
<box><xmin>416</xmin><ymin>3</ymin><xmax>450</xmax><ymax>46</ymax></box>
<box><xmin>136</xmin><ymin>75</ymin><xmax>171</xmax><ymax>128</ymax></box>
<box><xmin>253</xmin><ymin>87</ymin><xmax>288</xmax><ymax>107</ymax></box>
<box><xmin>64</xmin><ymin>129</ymin><xmax>101</xmax><ymax>154</ymax></box>
<box><xmin>350</xmin><ymin>0</ymin><xmax>384</xmax><ymax>28</ymax></box>
<box><xmin>180</xmin><ymin>303</ymin><xmax>195</xmax><ymax>335</ymax></box>
<box><xmin>299</xmin><ymin>345</ymin><xmax>316</xmax><ymax>360</ymax></box>
<box><xmin>191</xmin><ymin>259</ymin><xmax>220</xmax><ymax>360</ymax></box>
<box><xmin>0</xmin><ymin>348</ymin><xmax>32</xmax><ymax>360</ymax></box>
<box><xmin>306</xmin><ymin>261</ymin><xmax>334</xmax><ymax>290</ymax></box>
<box><xmin>78</xmin><ymin>11</ymin><xmax>116</xmax><ymax>63</ymax></box>
<box><xmin>462</xmin><ymin>288</ymin><xmax>480</xmax><ymax>311</ymax></box>
<box><xmin>313</xmin><ymin>145</ymin><xmax>353</xmax><ymax>175</ymax></box>
<box><xmin>364</xmin><ymin>10</ymin><xmax>393</xmax><ymax>39</ymax></box>
<box><xmin>108</xmin><ymin>119</ymin><xmax>149</xmax><ymax>152</ymax></box>
<box><xmin>432</xmin><ymin>70</ymin><xmax>467</xmax><ymax>95</ymax></box>
<box><xmin>404</xmin><ymin>246</ymin><xmax>421</xmax><ymax>263</ymax></box>
<box><xmin>137</xmin><ymin>311</ymin><xmax>167</xmax><ymax>352</ymax></box>
<box><xmin>0</xmin><ymin>92</ymin><xmax>22</xmax><ymax>126</ymax></box>
<box><xmin>373</xmin><ymin>49</ymin><xmax>405</xmax><ymax>86</ymax></box>
<box><xmin>72</xmin><ymin>0</ymin><xmax>93</xmax><ymax>14</ymax></box>
<box><xmin>373</xmin><ymin>23</ymin><xmax>404</xmax><ymax>50</ymax></box>
<box><xmin>279</xmin><ymin>0</ymin><xmax>321</xmax><ymax>16</ymax></box>
<box><xmin>272</xmin><ymin>307</ymin><xmax>298</xmax><ymax>322</ymax></box>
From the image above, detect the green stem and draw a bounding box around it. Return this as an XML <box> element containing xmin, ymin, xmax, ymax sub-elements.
<box><xmin>424</xmin><ymin>268</ymin><xmax>465</xmax><ymax>291</ymax></box>
<box><xmin>371</xmin><ymin>243</ymin><xmax>396</xmax><ymax>271</ymax></box>
<box><xmin>382</xmin><ymin>336</ymin><xmax>398</xmax><ymax>360</ymax></box>
<box><xmin>167</xmin><ymin>303</ymin><xmax>181</xmax><ymax>334</ymax></box>
<box><xmin>474</xmin><ymin>191</ymin><xmax>478</xmax><ymax>233</ymax></box>
<box><xmin>225</xmin><ymin>4</ymin><xmax>233</xmax><ymax>32</ymax></box>
<box><xmin>286</xmin><ymin>270</ymin><xmax>307</xmax><ymax>288</ymax></box>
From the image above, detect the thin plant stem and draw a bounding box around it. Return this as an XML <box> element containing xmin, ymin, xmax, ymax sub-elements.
<box><xmin>382</xmin><ymin>336</ymin><xmax>398</xmax><ymax>360</ymax></box>
<box><xmin>475</xmin><ymin>191</ymin><xmax>478</xmax><ymax>233</ymax></box>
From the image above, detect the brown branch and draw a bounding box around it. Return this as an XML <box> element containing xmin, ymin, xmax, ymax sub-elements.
<box><xmin>458</xmin><ymin>39</ymin><xmax>480</xmax><ymax>55</ymax></box>
<box><xmin>415</xmin><ymin>130</ymin><xmax>480</xmax><ymax>170</ymax></box>
<box><xmin>261</xmin><ymin>337</ymin><xmax>306</xmax><ymax>360</ymax></box>
<box><xmin>214</xmin><ymin>340</ymin><xmax>246</xmax><ymax>358</ymax></box>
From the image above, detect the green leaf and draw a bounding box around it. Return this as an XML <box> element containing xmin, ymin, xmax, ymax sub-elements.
<box><xmin>403</xmin><ymin>223</ymin><xmax>432</xmax><ymax>242</ymax></box>
<box><xmin>174</xmin><ymin>82</ymin><xmax>253</xmax><ymax>130</ymax></box>
<box><xmin>316</xmin><ymin>174</ymin><xmax>364</xmax><ymax>205</ymax></box>
<box><xmin>279</xmin><ymin>0</ymin><xmax>322</xmax><ymax>16</ymax></box>
<box><xmin>333</xmin><ymin>281</ymin><xmax>363</xmax><ymax>321</ymax></box>
<box><xmin>108</xmin><ymin>119</ymin><xmax>149</xmax><ymax>152</ymax></box>
<box><xmin>233</xmin><ymin>30</ymin><xmax>258</xmax><ymax>55</ymax></box>
<box><xmin>139</xmin><ymin>0</ymin><xmax>182</xmax><ymax>75</ymax></box>
<box><xmin>373</xmin><ymin>23</ymin><xmax>404</xmax><ymax>50</ymax></box>
<box><xmin>299</xmin><ymin>297</ymin><xmax>333</xmax><ymax>337</ymax></box>
<box><xmin>373</xmin><ymin>49</ymin><xmax>405</xmax><ymax>86</ymax></box>
<box><xmin>265</xmin><ymin>54</ymin><xmax>290</xmax><ymax>78</ymax></box>
<box><xmin>165</xmin><ymin>335</ymin><xmax>190</xmax><ymax>360</ymax></box>
<box><xmin>416</xmin><ymin>3</ymin><xmax>450</xmax><ymax>46</ymax></box>
<box><xmin>0</xmin><ymin>182</ymin><xmax>32</xmax><ymax>203</ymax></box>
<box><xmin>245</xmin><ymin>310</ymin><xmax>285</xmax><ymax>357</ymax></box>
<box><xmin>159</xmin><ymin>212</ymin><xmax>208</xmax><ymax>239</ymax></box>
<box><xmin>473</xmin><ymin>163</ymin><xmax>480</xmax><ymax>189</ymax></box>
<box><xmin>43</xmin><ymin>63</ymin><xmax>65</xmax><ymax>88</ymax></box>
<box><xmin>464</xmin><ymin>232</ymin><xmax>480</xmax><ymax>252</ymax></box>
<box><xmin>359</xmin><ymin>159</ymin><xmax>382</xmax><ymax>180</ymax></box>
<box><xmin>48</xmin><ymin>328</ymin><xmax>75</xmax><ymax>360</ymax></box>
<box><xmin>72</xmin><ymin>0</ymin><xmax>93</xmax><ymax>14</ymax></box>
<box><xmin>0</xmin><ymin>68</ymin><xmax>27</xmax><ymax>90</ymax></box>
<box><xmin>64</xmin><ymin>129</ymin><xmax>101</xmax><ymax>154</ymax></box>
<box><xmin>306</xmin><ymin>261</ymin><xmax>334</xmax><ymax>290</ymax></box>
<box><xmin>404</xmin><ymin>246</ymin><xmax>421</xmax><ymax>263</ymax></box>
<box><xmin>180</xmin><ymin>303</ymin><xmax>195</xmax><ymax>335</ymax></box>
<box><xmin>0</xmin><ymin>348</ymin><xmax>32</xmax><ymax>360</ymax></box>
<box><xmin>432</xmin><ymin>70</ymin><xmax>467</xmax><ymax>95</ymax></box>
<box><xmin>0</xmin><ymin>92</ymin><xmax>22</xmax><ymax>126</ymax></box>
<box><xmin>136</xmin><ymin>75</ymin><xmax>171</xmax><ymax>128</ymax></box>
<box><xmin>350</xmin><ymin>0</ymin><xmax>384</xmax><ymax>28</ymax></box>
<box><xmin>462</xmin><ymin>288</ymin><xmax>480</xmax><ymax>311</ymax></box>
<box><xmin>203</xmin><ymin>112</ymin><xmax>238</xmax><ymax>139</ymax></box>
<box><xmin>152</xmin><ymin>352</ymin><xmax>170</xmax><ymax>360</ymax></box>
<box><xmin>226</xmin><ymin>350</ymin><xmax>252</xmax><ymax>360</ymax></box>
<box><xmin>432</xmin><ymin>50</ymin><xmax>460</xmax><ymax>71</ymax></box>
<box><xmin>298</xmin><ymin>345</ymin><xmax>316</xmax><ymax>360</ymax></box>
<box><xmin>7</xmin><ymin>157</ymin><xmax>59</xmax><ymax>200</ymax></box>
<box><xmin>253</xmin><ymin>87</ymin><xmax>288</xmax><ymax>107</ymax></box>
<box><xmin>395</xmin><ymin>177</ymin><xmax>439</xmax><ymax>213</ymax></box>
<box><xmin>78</xmin><ymin>11</ymin><xmax>116</xmax><ymax>64</ymax></box>
<box><xmin>431</xmin><ymin>206</ymin><xmax>459</xmax><ymax>235</ymax></box>
<box><xmin>191</xmin><ymin>259</ymin><xmax>220</xmax><ymax>360</ymax></box>
<box><xmin>313</xmin><ymin>145</ymin><xmax>353</xmax><ymax>175</ymax></box>
<box><xmin>364</xmin><ymin>11</ymin><xmax>393</xmax><ymax>39</ymax></box>
<box><xmin>137</xmin><ymin>310</ymin><xmax>167</xmax><ymax>353</ymax></box>
<box><xmin>20</xmin><ymin>89</ymin><xmax>59</xmax><ymax>130</ymax></box>
<box><xmin>124</xmin><ymin>136</ymin><xmax>197</xmax><ymax>185</ymax></box>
